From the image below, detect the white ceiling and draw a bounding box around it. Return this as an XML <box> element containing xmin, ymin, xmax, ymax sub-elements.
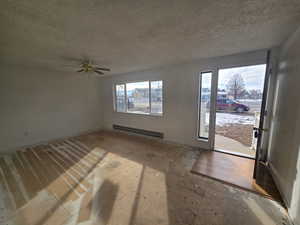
<box><xmin>1</xmin><ymin>0</ymin><xmax>300</xmax><ymax>75</ymax></box>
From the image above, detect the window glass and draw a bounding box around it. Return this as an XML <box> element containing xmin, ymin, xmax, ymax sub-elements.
<box><xmin>150</xmin><ymin>81</ymin><xmax>163</xmax><ymax>114</ymax></box>
<box><xmin>198</xmin><ymin>72</ymin><xmax>212</xmax><ymax>139</ymax></box>
<box><xmin>116</xmin><ymin>84</ymin><xmax>126</xmax><ymax>112</ymax></box>
<box><xmin>114</xmin><ymin>80</ymin><xmax>163</xmax><ymax>115</ymax></box>
<box><xmin>126</xmin><ymin>81</ymin><xmax>150</xmax><ymax>114</ymax></box>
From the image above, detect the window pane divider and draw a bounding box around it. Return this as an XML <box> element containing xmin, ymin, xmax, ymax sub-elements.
<box><xmin>149</xmin><ymin>81</ymin><xmax>152</xmax><ymax>114</ymax></box>
<box><xmin>124</xmin><ymin>83</ymin><xmax>128</xmax><ymax>112</ymax></box>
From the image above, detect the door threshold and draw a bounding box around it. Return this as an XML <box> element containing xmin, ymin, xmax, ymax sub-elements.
<box><xmin>214</xmin><ymin>148</ymin><xmax>255</xmax><ymax>160</ymax></box>
<box><xmin>191</xmin><ymin>151</ymin><xmax>284</xmax><ymax>203</ymax></box>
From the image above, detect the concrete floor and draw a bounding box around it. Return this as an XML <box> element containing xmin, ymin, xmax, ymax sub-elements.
<box><xmin>215</xmin><ymin>134</ymin><xmax>256</xmax><ymax>157</ymax></box>
<box><xmin>0</xmin><ymin>131</ymin><xmax>290</xmax><ymax>225</ymax></box>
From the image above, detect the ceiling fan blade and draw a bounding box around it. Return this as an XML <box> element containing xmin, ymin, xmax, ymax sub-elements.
<box><xmin>95</xmin><ymin>67</ymin><xmax>110</xmax><ymax>71</ymax></box>
<box><xmin>94</xmin><ymin>70</ymin><xmax>104</xmax><ymax>75</ymax></box>
<box><xmin>77</xmin><ymin>69</ymin><xmax>84</xmax><ymax>72</ymax></box>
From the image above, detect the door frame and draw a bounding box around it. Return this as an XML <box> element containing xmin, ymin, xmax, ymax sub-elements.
<box><xmin>253</xmin><ymin>50</ymin><xmax>272</xmax><ymax>178</ymax></box>
<box><xmin>197</xmin><ymin>51</ymin><xmax>271</xmax><ymax>158</ymax></box>
<box><xmin>211</xmin><ymin>61</ymin><xmax>269</xmax><ymax>159</ymax></box>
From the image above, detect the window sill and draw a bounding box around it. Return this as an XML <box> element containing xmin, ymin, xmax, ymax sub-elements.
<box><xmin>114</xmin><ymin>111</ymin><xmax>163</xmax><ymax>117</ymax></box>
<box><xmin>197</xmin><ymin>137</ymin><xmax>209</xmax><ymax>142</ymax></box>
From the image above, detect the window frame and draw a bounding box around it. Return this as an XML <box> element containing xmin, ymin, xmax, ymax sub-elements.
<box><xmin>197</xmin><ymin>71</ymin><xmax>213</xmax><ymax>140</ymax></box>
<box><xmin>114</xmin><ymin>80</ymin><xmax>163</xmax><ymax>116</ymax></box>
<box><xmin>114</xmin><ymin>83</ymin><xmax>126</xmax><ymax>112</ymax></box>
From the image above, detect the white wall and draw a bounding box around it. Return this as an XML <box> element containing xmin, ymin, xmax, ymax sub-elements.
<box><xmin>268</xmin><ymin>26</ymin><xmax>300</xmax><ymax>225</ymax></box>
<box><xmin>0</xmin><ymin>65</ymin><xmax>103</xmax><ymax>153</ymax></box>
<box><xmin>102</xmin><ymin>50</ymin><xmax>268</xmax><ymax>149</ymax></box>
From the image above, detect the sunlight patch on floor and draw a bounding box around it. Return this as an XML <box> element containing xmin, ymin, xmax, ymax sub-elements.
<box><xmin>243</xmin><ymin>197</ymin><xmax>277</xmax><ymax>225</ymax></box>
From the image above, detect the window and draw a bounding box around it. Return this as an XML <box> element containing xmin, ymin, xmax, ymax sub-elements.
<box><xmin>114</xmin><ymin>80</ymin><xmax>163</xmax><ymax>115</ymax></box>
<box><xmin>150</xmin><ymin>81</ymin><xmax>163</xmax><ymax>114</ymax></box>
<box><xmin>198</xmin><ymin>72</ymin><xmax>212</xmax><ymax>139</ymax></box>
<box><xmin>115</xmin><ymin>84</ymin><xmax>126</xmax><ymax>112</ymax></box>
<box><xmin>127</xmin><ymin>81</ymin><xmax>150</xmax><ymax>114</ymax></box>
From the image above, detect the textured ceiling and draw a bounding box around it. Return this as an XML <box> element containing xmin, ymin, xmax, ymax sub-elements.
<box><xmin>1</xmin><ymin>0</ymin><xmax>300</xmax><ymax>75</ymax></box>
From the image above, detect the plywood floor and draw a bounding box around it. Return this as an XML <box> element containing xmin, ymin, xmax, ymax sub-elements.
<box><xmin>0</xmin><ymin>131</ymin><xmax>289</xmax><ymax>225</ymax></box>
<box><xmin>191</xmin><ymin>150</ymin><xmax>282</xmax><ymax>202</ymax></box>
<box><xmin>0</xmin><ymin>137</ymin><xmax>107</xmax><ymax>225</ymax></box>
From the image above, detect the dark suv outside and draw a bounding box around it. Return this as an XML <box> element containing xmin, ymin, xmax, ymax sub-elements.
<box><xmin>216</xmin><ymin>99</ymin><xmax>250</xmax><ymax>113</ymax></box>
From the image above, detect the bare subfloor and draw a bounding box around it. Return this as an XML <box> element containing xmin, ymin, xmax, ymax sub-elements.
<box><xmin>0</xmin><ymin>131</ymin><xmax>290</xmax><ymax>225</ymax></box>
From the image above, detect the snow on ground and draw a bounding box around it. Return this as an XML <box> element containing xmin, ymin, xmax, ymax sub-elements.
<box><xmin>207</xmin><ymin>112</ymin><xmax>255</xmax><ymax>126</ymax></box>
<box><xmin>237</xmin><ymin>99</ymin><xmax>262</xmax><ymax>102</ymax></box>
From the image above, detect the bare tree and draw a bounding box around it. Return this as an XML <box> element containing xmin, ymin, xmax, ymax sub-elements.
<box><xmin>226</xmin><ymin>74</ymin><xmax>245</xmax><ymax>100</ymax></box>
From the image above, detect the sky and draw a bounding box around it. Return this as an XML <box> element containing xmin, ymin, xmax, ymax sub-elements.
<box><xmin>126</xmin><ymin>81</ymin><xmax>149</xmax><ymax>91</ymax></box>
<box><xmin>218</xmin><ymin>64</ymin><xmax>266</xmax><ymax>91</ymax></box>
<box><xmin>201</xmin><ymin>72</ymin><xmax>212</xmax><ymax>89</ymax></box>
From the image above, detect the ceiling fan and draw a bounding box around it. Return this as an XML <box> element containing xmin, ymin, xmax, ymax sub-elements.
<box><xmin>76</xmin><ymin>60</ymin><xmax>110</xmax><ymax>76</ymax></box>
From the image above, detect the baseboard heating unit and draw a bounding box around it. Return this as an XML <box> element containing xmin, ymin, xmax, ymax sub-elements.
<box><xmin>113</xmin><ymin>125</ymin><xmax>164</xmax><ymax>138</ymax></box>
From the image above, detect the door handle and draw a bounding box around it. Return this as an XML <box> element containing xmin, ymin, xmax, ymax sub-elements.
<box><xmin>253</xmin><ymin>127</ymin><xmax>268</xmax><ymax>132</ymax></box>
<box><xmin>253</xmin><ymin>128</ymin><xmax>259</xmax><ymax>138</ymax></box>
<box><xmin>253</xmin><ymin>127</ymin><xmax>268</xmax><ymax>138</ymax></box>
